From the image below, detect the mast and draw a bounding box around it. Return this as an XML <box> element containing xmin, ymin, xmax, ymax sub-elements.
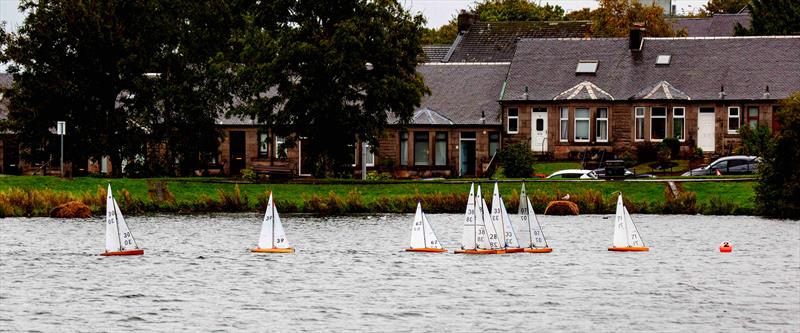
<box><xmin>421</xmin><ymin>202</ymin><xmax>428</xmax><ymax>247</ymax></box>
<box><xmin>474</xmin><ymin>188</ymin><xmax>478</xmax><ymax>249</ymax></box>
<box><xmin>111</xmin><ymin>189</ymin><xmax>122</xmax><ymax>251</ymax></box>
<box><xmin>271</xmin><ymin>197</ymin><xmax>276</xmax><ymax>249</ymax></box>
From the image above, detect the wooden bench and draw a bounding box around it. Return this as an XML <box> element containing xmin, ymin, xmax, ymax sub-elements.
<box><xmin>251</xmin><ymin>164</ymin><xmax>293</xmax><ymax>179</ymax></box>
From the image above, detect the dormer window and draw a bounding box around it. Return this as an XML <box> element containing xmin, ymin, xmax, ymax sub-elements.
<box><xmin>656</xmin><ymin>55</ymin><xmax>671</xmax><ymax>65</ymax></box>
<box><xmin>576</xmin><ymin>60</ymin><xmax>598</xmax><ymax>74</ymax></box>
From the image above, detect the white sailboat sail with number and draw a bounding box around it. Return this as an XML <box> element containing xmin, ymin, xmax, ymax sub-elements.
<box><xmin>608</xmin><ymin>193</ymin><xmax>649</xmax><ymax>252</ymax></box>
<box><xmin>490</xmin><ymin>182</ymin><xmax>522</xmax><ymax>253</ymax></box>
<box><xmin>455</xmin><ymin>183</ymin><xmax>496</xmax><ymax>254</ymax></box>
<box><xmin>101</xmin><ymin>184</ymin><xmax>144</xmax><ymax>256</ymax></box>
<box><xmin>405</xmin><ymin>202</ymin><xmax>447</xmax><ymax>252</ymax></box>
<box><xmin>518</xmin><ymin>182</ymin><xmax>552</xmax><ymax>253</ymax></box>
<box><xmin>251</xmin><ymin>192</ymin><xmax>294</xmax><ymax>253</ymax></box>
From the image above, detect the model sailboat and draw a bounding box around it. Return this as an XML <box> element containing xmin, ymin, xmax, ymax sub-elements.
<box><xmin>455</xmin><ymin>183</ymin><xmax>500</xmax><ymax>254</ymax></box>
<box><xmin>490</xmin><ymin>182</ymin><xmax>523</xmax><ymax>253</ymax></box>
<box><xmin>518</xmin><ymin>182</ymin><xmax>552</xmax><ymax>253</ymax></box>
<box><xmin>101</xmin><ymin>184</ymin><xmax>144</xmax><ymax>256</ymax></box>
<box><xmin>251</xmin><ymin>192</ymin><xmax>295</xmax><ymax>253</ymax></box>
<box><xmin>405</xmin><ymin>202</ymin><xmax>447</xmax><ymax>252</ymax></box>
<box><xmin>608</xmin><ymin>193</ymin><xmax>649</xmax><ymax>252</ymax></box>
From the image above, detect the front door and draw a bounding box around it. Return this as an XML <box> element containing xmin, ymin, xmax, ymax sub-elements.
<box><xmin>229</xmin><ymin>131</ymin><xmax>246</xmax><ymax>175</ymax></box>
<box><xmin>531</xmin><ymin>108</ymin><xmax>548</xmax><ymax>152</ymax></box>
<box><xmin>697</xmin><ymin>108</ymin><xmax>715</xmax><ymax>152</ymax></box>
<box><xmin>460</xmin><ymin>132</ymin><xmax>476</xmax><ymax>177</ymax></box>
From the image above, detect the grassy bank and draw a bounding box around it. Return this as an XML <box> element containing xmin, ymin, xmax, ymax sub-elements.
<box><xmin>0</xmin><ymin>176</ymin><xmax>755</xmax><ymax>217</ymax></box>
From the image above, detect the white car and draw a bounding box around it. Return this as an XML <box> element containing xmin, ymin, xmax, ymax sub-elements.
<box><xmin>546</xmin><ymin>169</ymin><xmax>597</xmax><ymax>179</ymax></box>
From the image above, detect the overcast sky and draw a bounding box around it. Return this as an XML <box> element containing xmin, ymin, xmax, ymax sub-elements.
<box><xmin>2</xmin><ymin>0</ymin><xmax>711</xmax><ymax>32</ymax></box>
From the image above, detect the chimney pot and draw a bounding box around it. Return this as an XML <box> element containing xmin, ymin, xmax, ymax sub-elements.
<box><xmin>457</xmin><ymin>10</ymin><xmax>477</xmax><ymax>32</ymax></box>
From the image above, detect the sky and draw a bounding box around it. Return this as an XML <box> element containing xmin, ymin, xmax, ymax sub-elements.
<box><xmin>2</xmin><ymin>0</ymin><xmax>713</xmax><ymax>31</ymax></box>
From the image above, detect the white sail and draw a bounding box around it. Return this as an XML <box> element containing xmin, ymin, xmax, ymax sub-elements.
<box><xmin>623</xmin><ymin>206</ymin><xmax>644</xmax><ymax>247</ymax></box>
<box><xmin>257</xmin><ymin>193</ymin><xmax>291</xmax><ymax>249</ymax></box>
<box><xmin>499</xmin><ymin>198</ymin><xmax>520</xmax><ymax>248</ymax></box>
<box><xmin>421</xmin><ymin>213</ymin><xmax>443</xmax><ymax>249</ymax></box>
<box><xmin>105</xmin><ymin>184</ymin><xmax>139</xmax><ymax>252</ymax></box>
<box><xmin>519</xmin><ymin>183</ymin><xmax>547</xmax><ymax>248</ymax></box>
<box><xmin>409</xmin><ymin>202</ymin><xmax>426</xmax><ymax>248</ymax></box>
<box><xmin>612</xmin><ymin>194</ymin><xmax>630</xmax><ymax>247</ymax></box>
<box><xmin>460</xmin><ymin>183</ymin><xmax>478</xmax><ymax>250</ymax></box>
<box><xmin>479</xmin><ymin>186</ymin><xmax>502</xmax><ymax>250</ymax></box>
<box><xmin>489</xmin><ymin>183</ymin><xmax>507</xmax><ymax>248</ymax></box>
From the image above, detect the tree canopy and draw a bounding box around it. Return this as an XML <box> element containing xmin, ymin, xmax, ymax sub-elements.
<box><xmin>591</xmin><ymin>0</ymin><xmax>684</xmax><ymax>37</ymax></box>
<box><xmin>703</xmin><ymin>0</ymin><xmax>750</xmax><ymax>14</ymax></box>
<box><xmin>2</xmin><ymin>0</ymin><xmax>236</xmax><ymax>176</ymax></box>
<box><xmin>755</xmin><ymin>92</ymin><xmax>800</xmax><ymax>219</ymax></box>
<box><xmin>226</xmin><ymin>0</ymin><xmax>428</xmax><ymax>176</ymax></box>
<box><xmin>735</xmin><ymin>0</ymin><xmax>800</xmax><ymax>35</ymax></box>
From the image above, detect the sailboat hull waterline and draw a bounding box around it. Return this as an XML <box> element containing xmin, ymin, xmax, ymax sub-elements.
<box><xmin>523</xmin><ymin>247</ymin><xmax>552</xmax><ymax>253</ymax></box>
<box><xmin>405</xmin><ymin>247</ymin><xmax>448</xmax><ymax>253</ymax></box>
<box><xmin>504</xmin><ymin>248</ymin><xmax>525</xmax><ymax>253</ymax></box>
<box><xmin>454</xmin><ymin>249</ymin><xmax>497</xmax><ymax>254</ymax></box>
<box><xmin>251</xmin><ymin>247</ymin><xmax>295</xmax><ymax>253</ymax></box>
<box><xmin>608</xmin><ymin>246</ymin><xmax>649</xmax><ymax>252</ymax></box>
<box><xmin>100</xmin><ymin>249</ymin><xmax>144</xmax><ymax>256</ymax></box>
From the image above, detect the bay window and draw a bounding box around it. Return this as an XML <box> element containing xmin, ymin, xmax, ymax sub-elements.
<box><xmin>673</xmin><ymin>107</ymin><xmax>685</xmax><ymax>141</ymax></box>
<box><xmin>635</xmin><ymin>107</ymin><xmax>645</xmax><ymax>141</ymax></box>
<box><xmin>574</xmin><ymin>108</ymin><xmax>590</xmax><ymax>142</ymax></box>
<box><xmin>399</xmin><ymin>132</ymin><xmax>408</xmax><ymax>166</ymax></box>
<box><xmin>413</xmin><ymin>132</ymin><xmax>429</xmax><ymax>166</ymax></box>
<box><xmin>596</xmin><ymin>108</ymin><xmax>608</xmax><ymax>142</ymax></box>
<box><xmin>651</xmin><ymin>107</ymin><xmax>667</xmax><ymax>141</ymax></box>
<box><xmin>560</xmin><ymin>107</ymin><xmax>569</xmax><ymax>142</ymax></box>
<box><xmin>435</xmin><ymin>132</ymin><xmax>447</xmax><ymax>166</ymax></box>
<box><xmin>258</xmin><ymin>132</ymin><xmax>270</xmax><ymax>158</ymax></box>
<box><xmin>507</xmin><ymin>108</ymin><xmax>519</xmax><ymax>134</ymax></box>
<box><xmin>747</xmin><ymin>106</ymin><xmax>759</xmax><ymax>128</ymax></box>
<box><xmin>489</xmin><ymin>132</ymin><xmax>500</xmax><ymax>157</ymax></box>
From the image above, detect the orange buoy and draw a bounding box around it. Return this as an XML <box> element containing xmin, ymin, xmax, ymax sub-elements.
<box><xmin>719</xmin><ymin>242</ymin><xmax>733</xmax><ymax>252</ymax></box>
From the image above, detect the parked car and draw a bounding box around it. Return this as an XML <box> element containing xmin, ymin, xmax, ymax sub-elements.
<box><xmin>546</xmin><ymin>169</ymin><xmax>596</xmax><ymax>179</ymax></box>
<box><xmin>588</xmin><ymin>168</ymin><xmax>655</xmax><ymax>179</ymax></box>
<box><xmin>681</xmin><ymin>155</ymin><xmax>760</xmax><ymax>176</ymax></box>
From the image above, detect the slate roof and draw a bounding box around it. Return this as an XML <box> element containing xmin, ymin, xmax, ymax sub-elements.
<box><xmin>391</xmin><ymin>63</ymin><xmax>509</xmax><ymax>126</ymax></box>
<box><xmin>554</xmin><ymin>81</ymin><xmax>614</xmax><ymax>101</ymax></box>
<box><xmin>633</xmin><ymin>80</ymin><xmax>690</xmax><ymax>100</ymax></box>
<box><xmin>448</xmin><ymin>21</ymin><xmax>591</xmax><ymax>62</ymax></box>
<box><xmin>503</xmin><ymin>37</ymin><xmax>800</xmax><ymax>102</ymax></box>
<box><xmin>422</xmin><ymin>45</ymin><xmax>452</xmax><ymax>63</ymax></box>
<box><xmin>671</xmin><ymin>14</ymin><xmax>751</xmax><ymax>37</ymax></box>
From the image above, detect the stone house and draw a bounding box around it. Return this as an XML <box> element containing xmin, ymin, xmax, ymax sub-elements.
<box><xmin>499</xmin><ymin>31</ymin><xmax>800</xmax><ymax>159</ymax></box>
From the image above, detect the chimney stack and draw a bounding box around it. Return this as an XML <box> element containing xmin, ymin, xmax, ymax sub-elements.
<box><xmin>457</xmin><ymin>10</ymin><xmax>477</xmax><ymax>33</ymax></box>
<box><xmin>629</xmin><ymin>24</ymin><xmax>645</xmax><ymax>52</ymax></box>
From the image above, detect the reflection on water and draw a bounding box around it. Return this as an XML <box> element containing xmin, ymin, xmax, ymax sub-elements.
<box><xmin>1</xmin><ymin>214</ymin><xmax>798</xmax><ymax>331</ymax></box>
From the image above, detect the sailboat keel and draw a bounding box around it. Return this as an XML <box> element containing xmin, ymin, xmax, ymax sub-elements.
<box><xmin>100</xmin><ymin>249</ymin><xmax>144</xmax><ymax>256</ymax></box>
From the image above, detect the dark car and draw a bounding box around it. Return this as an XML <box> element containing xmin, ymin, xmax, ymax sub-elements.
<box><xmin>681</xmin><ymin>155</ymin><xmax>760</xmax><ymax>176</ymax></box>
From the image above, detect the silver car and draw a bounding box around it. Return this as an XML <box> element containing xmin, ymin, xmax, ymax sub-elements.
<box><xmin>682</xmin><ymin>155</ymin><xmax>760</xmax><ymax>176</ymax></box>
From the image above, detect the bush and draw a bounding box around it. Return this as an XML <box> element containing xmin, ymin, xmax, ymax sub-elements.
<box><xmin>656</xmin><ymin>145</ymin><xmax>672</xmax><ymax>166</ymax></box>
<box><xmin>499</xmin><ymin>142</ymin><xmax>536</xmax><ymax>178</ymax></box>
<box><xmin>756</xmin><ymin>92</ymin><xmax>800</xmax><ymax>219</ymax></box>
<box><xmin>736</xmin><ymin>124</ymin><xmax>773</xmax><ymax>157</ymax></box>
<box><xmin>617</xmin><ymin>150</ymin><xmax>638</xmax><ymax>168</ymax></box>
<box><xmin>366</xmin><ymin>171</ymin><xmax>392</xmax><ymax>181</ymax></box>
<box><xmin>691</xmin><ymin>147</ymin><xmax>704</xmax><ymax>160</ymax></box>
<box><xmin>661</xmin><ymin>137</ymin><xmax>681</xmax><ymax>158</ymax></box>
<box><xmin>636</xmin><ymin>142</ymin><xmax>658</xmax><ymax>162</ymax></box>
<box><xmin>240</xmin><ymin>168</ymin><xmax>256</xmax><ymax>182</ymax></box>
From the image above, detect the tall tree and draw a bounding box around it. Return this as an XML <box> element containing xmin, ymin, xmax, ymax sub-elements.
<box><xmin>421</xmin><ymin>21</ymin><xmax>458</xmax><ymax>45</ymax></box>
<box><xmin>473</xmin><ymin>0</ymin><xmax>565</xmax><ymax>22</ymax></box>
<box><xmin>565</xmin><ymin>8</ymin><xmax>594</xmax><ymax>21</ymax></box>
<box><xmin>755</xmin><ymin>92</ymin><xmax>800</xmax><ymax>219</ymax></box>
<box><xmin>735</xmin><ymin>0</ymin><xmax>800</xmax><ymax>35</ymax></box>
<box><xmin>592</xmin><ymin>0</ymin><xmax>684</xmax><ymax>37</ymax></box>
<box><xmin>2</xmin><ymin>0</ymin><xmax>233</xmax><ymax>176</ymax></box>
<box><xmin>228</xmin><ymin>0</ymin><xmax>428</xmax><ymax>176</ymax></box>
<box><xmin>704</xmin><ymin>0</ymin><xmax>750</xmax><ymax>14</ymax></box>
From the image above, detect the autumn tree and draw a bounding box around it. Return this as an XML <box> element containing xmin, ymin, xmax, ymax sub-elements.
<box><xmin>422</xmin><ymin>21</ymin><xmax>458</xmax><ymax>45</ymax></box>
<box><xmin>592</xmin><ymin>0</ymin><xmax>684</xmax><ymax>37</ymax></box>
<box><xmin>473</xmin><ymin>0</ymin><xmax>565</xmax><ymax>22</ymax></box>
<box><xmin>735</xmin><ymin>0</ymin><xmax>800</xmax><ymax>35</ymax></box>
<box><xmin>755</xmin><ymin>92</ymin><xmax>800</xmax><ymax>219</ymax></box>
<box><xmin>565</xmin><ymin>8</ymin><xmax>594</xmax><ymax>21</ymax></box>
<box><xmin>228</xmin><ymin>0</ymin><xmax>428</xmax><ymax>177</ymax></box>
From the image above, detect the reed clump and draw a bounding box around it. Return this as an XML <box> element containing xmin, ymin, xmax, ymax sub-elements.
<box><xmin>662</xmin><ymin>187</ymin><xmax>698</xmax><ymax>214</ymax></box>
<box><xmin>217</xmin><ymin>184</ymin><xmax>248</xmax><ymax>212</ymax></box>
<box><xmin>701</xmin><ymin>195</ymin><xmax>739</xmax><ymax>215</ymax></box>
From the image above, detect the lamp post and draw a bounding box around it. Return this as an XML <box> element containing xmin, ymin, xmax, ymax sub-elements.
<box><xmin>56</xmin><ymin>121</ymin><xmax>66</xmax><ymax>177</ymax></box>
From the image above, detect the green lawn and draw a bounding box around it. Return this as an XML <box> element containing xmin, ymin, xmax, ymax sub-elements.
<box><xmin>534</xmin><ymin>162</ymin><xmax>582</xmax><ymax>176</ymax></box>
<box><xmin>682</xmin><ymin>181</ymin><xmax>756</xmax><ymax>210</ymax></box>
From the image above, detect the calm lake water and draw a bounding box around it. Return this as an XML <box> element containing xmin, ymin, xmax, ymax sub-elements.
<box><xmin>1</xmin><ymin>214</ymin><xmax>798</xmax><ymax>332</ymax></box>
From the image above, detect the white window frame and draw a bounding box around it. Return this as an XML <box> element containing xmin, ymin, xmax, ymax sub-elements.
<box><xmin>650</xmin><ymin>107</ymin><xmax>667</xmax><ymax>142</ymax></box>
<box><xmin>673</xmin><ymin>107</ymin><xmax>685</xmax><ymax>142</ymax></box>
<box><xmin>560</xmin><ymin>107</ymin><xmax>569</xmax><ymax>142</ymax></box>
<box><xmin>275</xmin><ymin>136</ymin><xmax>286</xmax><ymax>158</ymax></box>
<box><xmin>576</xmin><ymin>60</ymin><xmax>598</xmax><ymax>74</ymax></box>
<box><xmin>258</xmin><ymin>132</ymin><xmax>270</xmax><ymax>158</ymax></box>
<box><xmin>364</xmin><ymin>143</ymin><xmax>375</xmax><ymax>167</ymax></box>
<box><xmin>728</xmin><ymin>106</ymin><xmax>740</xmax><ymax>134</ymax></box>
<box><xmin>634</xmin><ymin>107</ymin><xmax>645</xmax><ymax>142</ymax></box>
<box><xmin>507</xmin><ymin>107</ymin><xmax>519</xmax><ymax>134</ymax></box>
<box><xmin>574</xmin><ymin>108</ymin><xmax>590</xmax><ymax>142</ymax></box>
<box><xmin>595</xmin><ymin>107</ymin><xmax>608</xmax><ymax>143</ymax></box>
